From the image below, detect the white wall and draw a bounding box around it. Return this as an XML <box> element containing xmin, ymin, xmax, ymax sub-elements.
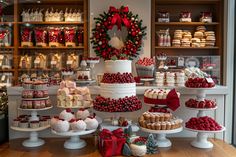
<box><xmin>89</xmin><ymin>0</ymin><xmax>151</xmax><ymax>75</ymax></box>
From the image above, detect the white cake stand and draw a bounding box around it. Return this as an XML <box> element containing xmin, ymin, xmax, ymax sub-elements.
<box><xmin>100</xmin><ymin>121</ymin><xmax>139</xmax><ymax>132</ymax></box>
<box><xmin>185</xmin><ymin>87</ymin><xmax>215</xmax><ymax>101</ymax></box>
<box><xmin>57</xmin><ymin>105</ymin><xmax>93</xmax><ymax>109</ymax></box>
<box><xmin>140</xmin><ymin>127</ymin><xmax>183</xmax><ymax>147</ymax></box>
<box><xmin>11</xmin><ymin>125</ymin><xmax>50</xmax><ymax>147</ymax></box>
<box><xmin>51</xmin><ymin>129</ymin><xmax>96</xmax><ymax>149</ymax></box>
<box><xmin>185</xmin><ymin>106</ymin><xmax>218</xmax><ymax>117</ymax></box>
<box><xmin>186</xmin><ymin>126</ymin><xmax>225</xmax><ymax>149</ymax></box>
<box><xmin>18</xmin><ymin>106</ymin><xmax>53</xmax><ymax>121</ymax></box>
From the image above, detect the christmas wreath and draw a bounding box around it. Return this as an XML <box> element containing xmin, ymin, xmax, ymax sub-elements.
<box><xmin>91</xmin><ymin>6</ymin><xmax>147</xmax><ymax>60</ymax></box>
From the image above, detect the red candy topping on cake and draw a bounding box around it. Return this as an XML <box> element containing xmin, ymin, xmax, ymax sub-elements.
<box><xmin>101</xmin><ymin>72</ymin><xmax>135</xmax><ymax>83</ymax></box>
<box><xmin>93</xmin><ymin>95</ymin><xmax>142</xmax><ymax>112</ymax></box>
<box><xmin>185</xmin><ymin>77</ymin><xmax>215</xmax><ymax>88</ymax></box>
<box><xmin>185</xmin><ymin>99</ymin><xmax>216</xmax><ymax>109</ymax></box>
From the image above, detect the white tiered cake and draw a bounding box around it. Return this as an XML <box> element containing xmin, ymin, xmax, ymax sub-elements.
<box><xmin>94</xmin><ymin>60</ymin><xmax>142</xmax><ymax>112</ymax></box>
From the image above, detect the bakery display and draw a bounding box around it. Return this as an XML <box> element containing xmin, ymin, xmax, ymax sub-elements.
<box><xmin>20</xmin><ymin>80</ymin><xmax>51</xmax><ymax>110</ymax></box>
<box><xmin>139</xmin><ymin>112</ymin><xmax>183</xmax><ymax>130</ymax></box>
<box><xmin>185</xmin><ymin>98</ymin><xmax>216</xmax><ymax>109</ymax></box>
<box><xmin>186</xmin><ymin>116</ymin><xmax>222</xmax><ymax>131</ymax></box>
<box><xmin>94</xmin><ymin>60</ymin><xmax>142</xmax><ymax>112</ymax></box>
<box><xmin>57</xmin><ymin>80</ymin><xmax>92</xmax><ymax>108</ymax></box>
<box><xmin>185</xmin><ymin>83</ymin><xmax>225</xmax><ymax>149</ymax></box>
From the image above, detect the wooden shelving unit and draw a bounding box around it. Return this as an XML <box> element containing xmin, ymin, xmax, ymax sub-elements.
<box><xmin>0</xmin><ymin>0</ymin><xmax>88</xmax><ymax>85</ymax></box>
<box><xmin>155</xmin><ymin>22</ymin><xmax>220</xmax><ymax>26</ymax></box>
<box><xmin>18</xmin><ymin>46</ymin><xmax>84</xmax><ymax>49</ymax></box>
<box><xmin>18</xmin><ymin>22</ymin><xmax>84</xmax><ymax>25</ymax></box>
<box><xmin>152</xmin><ymin>0</ymin><xmax>224</xmax><ymax>84</ymax></box>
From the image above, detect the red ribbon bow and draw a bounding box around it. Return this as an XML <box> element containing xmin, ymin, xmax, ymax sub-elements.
<box><xmin>109</xmin><ymin>6</ymin><xmax>130</xmax><ymax>30</ymax></box>
<box><xmin>166</xmin><ymin>89</ymin><xmax>180</xmax><ymax>111</ymax></box>
<box><xmin>144</xmin><ymin>89</ymin><xmax>180</xmax><ymax>111</ymax></box>
<box><xmin>99</xmin><ymin>128</ymin><xmax>124</xmax><ymax>139</ymax></box>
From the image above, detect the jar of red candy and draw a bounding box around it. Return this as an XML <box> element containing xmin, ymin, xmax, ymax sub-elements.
<box><xmin>200</xmin><ymin>12</ymin><xmax>212</xmax><ymax>23</ymax></box>
<box><xmin>21</xmin><ymin>27</ymin><xmax>33</xmax><ymax>47</ymax></box>
<box><xmin>64</xmin><ymin>27</ymin><xmax>76</xmax><ymax>47</ymax></box>
<box><xmin>34</xmin><ymin>27</ymin><xmax>48</xmax><ymax>47</ymax></box>
<box><xmin>48</xmin><ymin>27</ymin><xmax>62</xmax><ymax>47</ymax></box>
<box><xmin>77</xmin><ymin>28</ymin><xmax>83</xmax><ymax>46</ymax></box>
<box><xmin>179</xmin><ymin>11</ymin><xmax>192</xmax><ymax>22</ymax></box>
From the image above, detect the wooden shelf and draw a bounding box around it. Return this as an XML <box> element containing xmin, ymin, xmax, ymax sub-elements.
<box><xmin>0</xmin><ymin>22</ymin><xmax>15</xmax><ymax>25</ymax></box>
<box><xmin>0</xmin><ymin>47</ymin><xmax>14</xmax><ymax>49</ymax></box>
<box><xmin>18</xmin><ymin>46</ymin><xmax>84</xmax><ymax>50</ymax></box>
<box><xmin>19</xmin><ymin>68</ymin><xmax>60</xmax><ymax>72</ymax></box>
<box><xmin>0</xmin><ymin>69</ymin><xmax>15</xmax><ymax>72</ymax></box>
<box><xmin>156</xmin><ymin>0</ymin><xmax>220</xmax><ymax>4</ymax></box>
<box><xmin>155</xmin><ymin>22</ymin><xmax>219</xmax><ymax>26</ymax></box>
<box><xmin>18</xmin><ymin>22</ymin><xmax>84</xmax><ymax>25</ymax></box>
<box><xmin>155</xmin><ymin>46</ymin><xmax>219</xmax><ymax>49</ymax></box>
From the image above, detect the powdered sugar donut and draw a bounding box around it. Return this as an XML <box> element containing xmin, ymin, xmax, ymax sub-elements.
<box><xmin>71</xmin><ymin>119</ymin><xmax>87</xmax><ymax>131</ymax></box>
<box><xmin>84</xmin><ymin>114</ymin><xmax>98</xmax><ymax>130</ymax></box>
<box><xmin>53</xmin><ymin>119</ymin><xmax>70</xmax><ymax>133</ymax></box>
<box><xmin>76</xmin><ymin>109</ymin><xmax>90</xmax><ymax>120</ymax></box>
<box><xmin>59</xmin><ymin>109</ymin><xmax>75</xmax><ymax>121</ymax></box>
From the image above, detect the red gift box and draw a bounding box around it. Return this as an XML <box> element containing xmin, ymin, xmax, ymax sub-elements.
<box><xmin>99</xmin><ymin>128</ymin><xmax>126</xmax><ymax>157</ymax></box>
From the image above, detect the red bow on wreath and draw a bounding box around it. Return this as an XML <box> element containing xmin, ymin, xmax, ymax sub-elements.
<box><xmin>109</xmin><ymin>6</ymin><xmax>130</xmax><ymax>30</ymax></box>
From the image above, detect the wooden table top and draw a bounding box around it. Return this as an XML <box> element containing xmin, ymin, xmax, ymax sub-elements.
<box><xmin>0</xmin><ymin>137</ymin><xmax>236</xmax><ymax>157</ymax></box>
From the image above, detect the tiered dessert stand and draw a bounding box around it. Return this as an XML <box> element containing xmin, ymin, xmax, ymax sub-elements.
<box><xmin>11</xmin><ymin>96</ymin><xmax>52</xmax><ymax>147</ymax></box>
<box><xmin>140</xmin><ymin>101</ymin><xmax>183</xmax><ymax>148</ymax></box>
<box><xmin>52</xmin><ymin>105</ymin><xmax>101</xmax><ymax>149</ymax></box>
<box><xmin>185</xmin><ymin>87</ymin><xmax>225</xmax><ymax>149</ymax></box>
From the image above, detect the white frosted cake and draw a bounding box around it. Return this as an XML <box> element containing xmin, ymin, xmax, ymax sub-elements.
<box><xmin>94</xmin><ymin>60</ymin><xmax>141</xmax><ymax>112</ymax></box>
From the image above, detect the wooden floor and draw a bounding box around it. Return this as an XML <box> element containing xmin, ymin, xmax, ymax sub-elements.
<box><xmin>0</xmin><ymin>138</ymin><xmax>236</xmax><ymax>157</ymax></box>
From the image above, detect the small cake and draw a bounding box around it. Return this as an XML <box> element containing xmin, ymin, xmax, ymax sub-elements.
<box><xmin>40</xmin><ymin>100</ymin><xmax>46</xmax><ymax>108</ymax></box>
<box><xmin>19</xmin><ymin>120</ymin><xmax>28</xmax><ymax>128</ymax></box>
<box><xmin>59</xmin><ymin>109</ymin><xmax>75</xmax><ymax>121</ymax></box>
<box><xmin>84</xmin><ymin>114</ymin><xmax>98</xmax><ymax>130</ymax></box>
<box><xmin>76</xmin><ymin>109</ymin><xmax>90</xmax><ymax>120</ymax></box>
<box><xmin>34</xmin><ymin>90</ymin><xmax>44</xmax><ymax>98</ymax></box>
<box><xmin>22</xmin><ymin>90</ymin><xmax>34</xmax><ymax>98</ymax></box>
<box><xmin>71</xmin><ymin>119</ymin><xmax>87</xmax><ymax>131</ymax></box>
<box><xmin>42</xmin><ymin>90</ymin><xmax>49</xmax><ymax>97</ymax></box>
<box><xmin>33</xmin><ymin>100</ymin><xmax>41</xmax><ymax>109</ymax></box>
<box><xmin>21</xmin><ymin>100</ymin><xmax>29</xmax><ymax>109</ymax></box>
<box><xmin>45</xmin><ymin>99</ymin><xmax>51</xmax><ymax>107</ymax></box>
<box><xmin>12</xmin><ymin>119</ymin><xmax>20</xmax><ymax>127</ymax></box>
<box><xmin>30</xmin><ymin>121</ymin><xmax>40</xmax><ymax>128</ymax></box>
<box><xmin>53</xmin><ymin>119</ymin><xmax>70</xmax><ymax>133</ymax></box>
<box><xmin>50</xmin><ymin>116</ymin><xmax>59</xmax><ymax>128</ymax></box>
<box><xmin>39</xmin><ymin>119</ymin><xmax>48</xmax><ymax>127</ymax></box>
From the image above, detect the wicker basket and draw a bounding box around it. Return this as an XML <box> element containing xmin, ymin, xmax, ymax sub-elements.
<box><xmin>136</xmin><ymin>64</ymin><xmax>155</xmax><ymax>78</ymax></box>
